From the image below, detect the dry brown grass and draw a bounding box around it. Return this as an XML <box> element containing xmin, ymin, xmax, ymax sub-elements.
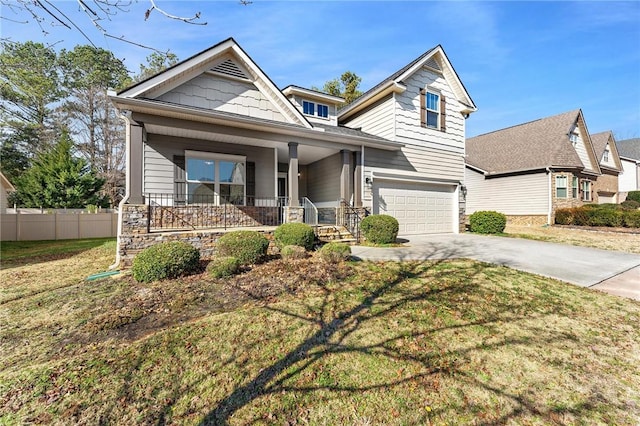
<box><xmin>505</xmin><ymin>224</ymin><xmax>640</xmax><ymax>254</ymax></box>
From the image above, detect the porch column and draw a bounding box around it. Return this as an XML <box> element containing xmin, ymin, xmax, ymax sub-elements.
<box><xmin>340</xmin><ymin>149</ymin><xmax>352</xmax><ymax>202</ymax></box>
<box><xmin>353</xmin><ymin>151</ymin><xmax>363</xmax><ymax>207</ymax></box>
<box><xmin>288</xmin><ymin>142</ymin><xmax>299</xmax><ymax>206</ymax></box>
<box><xmin>128</xmin><ymin>121</ymin><xmax>144</xmax><ymax>204</ymax></box>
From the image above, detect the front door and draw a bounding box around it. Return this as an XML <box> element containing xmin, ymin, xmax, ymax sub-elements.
<box><xmin>277</xmin><ymin>173</ymin><xmax>287</xmax><ymax>199</ymax></box>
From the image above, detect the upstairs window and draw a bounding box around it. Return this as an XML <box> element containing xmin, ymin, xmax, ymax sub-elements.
<box><xmin>303</xmin><ymin>100</ymin><xmax>315</xmax><ymax>115</ymax></box>
<box><xmin>302</xmin><ymin>100</ymin><xmax>329</xmax><ymax>118</ymax></box>
<box><xmin>603</xmin><ymin>148</ymin><xmax>609</xmax><ymax>162</ymax></box>
<box><xmin>317</xmin><ymin>104</ymin><xmax>329</xmax><ymax>118</ymax></box>
<box><xmin>426</xmin><ymin>92</ymin><xmax>440</xmax><ymax>129</ymax></box>
<box><xmin>555</xmin><ymin>175</ymin><xmax>568</xmax><ymax>198</ymax></box>
<box><xmin>572</xmin><ymin>176</ymin><xmax>578</xmax><ymax>198</ymax></box>
<box><xmin>569</xmin><ymin>131</ymin><xmax>578</xmax><ymax>147</ymax></box>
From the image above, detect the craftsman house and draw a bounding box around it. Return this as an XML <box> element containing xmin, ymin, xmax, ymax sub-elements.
<box><xmin>110</xmin><ymin>38</ymin><xmax>476</xmax><ymax>264</ymax></box>
<box><xmin>465</xmin><ymin>110</ymin><xmax>622</xmax><ymax>225</ymax></box>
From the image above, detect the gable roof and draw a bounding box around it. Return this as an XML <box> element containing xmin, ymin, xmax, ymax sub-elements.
<box><xmin>338</xmin><ymin>45</ymin><xmax>476</xmax><ymax>122</ymax></box>
<box><xmin>616</xmin><ymin>138</ymin><xmax>640</xmax><ymax>160</ymax></box>
<box><xmin>591</xmin><ymin>131</ymin><xmax>622</xmax><ymax>171</ymax></box>
<box><xmin>116</xmin><ymin>38</ymin><xmax>312</xmax><ymax>128</ymax></box>
<box><xmin>1</xmin><ymin>172</ymin><xmax>15</xmax><ymax>191</ymax></box>
<box><xmin>466</xmin><ymin>109</ymin><xmax>601</xmax><ymax>176</ymax></box>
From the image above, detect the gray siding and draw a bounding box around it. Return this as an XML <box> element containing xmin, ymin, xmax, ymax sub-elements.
<box><xmin>465</xmin><ymin>168</ymin><xmax>549</xmax><ymax>215</ymax></box>
<box><xmin>306</xmin><ymin>153</ymin><xmax>341</xmax><ymax>203</ymax></box>
<box><xmin>343</xmin><ymin>96</ymin><xmax>395</xmax><ymax>140</ymax></box>
<box><xmin>158</xmin><ymin>74</ymin><xmax>286</xmax><ymax>122</ymax></box>
<box><xmin>395</xmin><ymin>68</ymin><xmax>465</xmax><ymax>152</ymax></box>
<box><xmin>144</xmin><ymin>134</ymin><xmax>275</xmax><ymax>198</ymax></box>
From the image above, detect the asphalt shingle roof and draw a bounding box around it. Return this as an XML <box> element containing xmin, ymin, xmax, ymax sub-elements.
<box><xmin>590</xmin><ymin>131</ymin><xmax>611</xmax><ymax>159</ymax></box>
<box><xmin>616</xmin><ymin>138</ymin><xmax>640</xmax><ymax>160</ymax></box>
<box><xmin>466</xmin><ymin>110</ymin><xmax>587</xmax><ymax>175</ymax></box>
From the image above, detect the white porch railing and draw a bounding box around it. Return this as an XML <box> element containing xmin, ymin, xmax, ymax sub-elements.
<box><xmin>301</xmin><ymin>197</ymin><xmax>318</xmax><ymax>226</ymax></box>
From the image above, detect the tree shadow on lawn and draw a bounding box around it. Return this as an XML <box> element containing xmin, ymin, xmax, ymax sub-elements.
<box><xmin>0</xmin><ymin>238</ymin><xmax>114</xmax><ymax>270</ymax></box>
<box><xmin>191</xmin><ymin>248</ymin><xmax>589</xmax><ymax>425</ymax></box>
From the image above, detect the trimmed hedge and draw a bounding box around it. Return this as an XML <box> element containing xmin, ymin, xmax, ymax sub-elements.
<box><xmin>360</xmin><ymin>214</ymin><xmax>399</xmax><ymax>244</ymax></box>
<box><xmin>216</xmin><ymin>230</ymin><xmax>269</xmax><ymax>265</ymax></box>
<box><xmin>280</xmin><ymin>245</ymin><xmax>308</xmax><ymax>260</ymax></box>
<box><xmin>621</xmin><ymin>199</ymin><xmax>640</xmax><ymax>210</ymax></box>
<box><xmin>206</xmin><ymin>256</ymin><xmax>240</xmax><ymax>278</ymax></box>
<box><xmin>274</xmin><ymin>223</ymin><xmax>315</xmax><ymax>250</ymax></box>
<box><xmin>626</xmin><ymin>191</ymin><xmax>640</xmax><ymax>203</ymax></box>
<box><xmin>469</xmin><ymin>211</ymin><xmax>507</xmax><ymax>234</ymax></box>
<box><xmin>132</xmin><ymin>241</ymin><xmax>200</xmax><ymax>283</ymax></box>
<box><xmin>318</xmin><ymin>242</ymin><xmax>351</xmax><ymax>263</ymax></box>
<box><xmin>555</xmin><ymin>205</ymin><xmax>639</xmax><ymax>228</ymax></box>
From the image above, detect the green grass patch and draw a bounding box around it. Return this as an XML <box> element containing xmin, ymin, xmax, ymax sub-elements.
<box><xmin>1</xmin><ymin>238</ymin><xmax>115</xmax><ymax>264</ymax></box>
<box><xmin>1</xmin><ymin>250</ymin><xmax>639</xmax><ymax>425</ymax></box>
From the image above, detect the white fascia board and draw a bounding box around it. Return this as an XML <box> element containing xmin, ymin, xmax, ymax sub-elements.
<box><xmin>282</xmin><ymin>86</ymin><xmax>345</xmax><ymax>104</ymax></box>
<box><xmin>370</xmin><ymin>169</ymin><xmax>460</xmax><ymax>186</ymax></box>
<box><xmin>110</xmin><ymin>96</ymin><xmax>402</xmax><ymax>151</ymax></box>
<box><xmin>339</xmin><ymin>81</ymin><xmax>406</xmax><ymax>122</ymax></box>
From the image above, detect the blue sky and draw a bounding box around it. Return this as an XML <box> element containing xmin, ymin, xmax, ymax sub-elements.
<box><xmin>2</xmin><ymin>1</ymin><xmax>639</xmax><ymax>138</ymax></box>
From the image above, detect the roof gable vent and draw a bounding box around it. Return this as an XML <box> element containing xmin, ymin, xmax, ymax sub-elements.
<box><xmin>424</xmin><ymin>57</ymin><xmax>441</xmax><ymax>71</ymax></box>
<box><xmin>210</xmin><ymin>59</ymin><xmax>250</xmax><ymax>80</ymax></box>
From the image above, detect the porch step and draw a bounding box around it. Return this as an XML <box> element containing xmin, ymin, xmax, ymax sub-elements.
<box><xmin>315</xmin><ymin>225</ymin><xmax>359</xmax><ymax>245</ymax></box>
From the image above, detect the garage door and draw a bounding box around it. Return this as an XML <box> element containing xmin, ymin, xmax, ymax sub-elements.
<box><xmin>374</xmin><ymin>181</ymin><xmax>455</xmax><ymax>235</ymax></box>
<box><xmin>598</xmin><ymin>194</ymin><xmax>615</xmax><ymax>204</ymax></box>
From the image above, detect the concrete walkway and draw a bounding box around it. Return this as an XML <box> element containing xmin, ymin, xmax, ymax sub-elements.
<box><xmin>350</xmin><ymin>233</ymin><xmax>640</xmax><ymax>300</ymax></box>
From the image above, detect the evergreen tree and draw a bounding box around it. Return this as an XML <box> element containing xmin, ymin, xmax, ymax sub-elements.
<box><xmin>14</xmin><ymin>131</ymin><xmax>105</xmax><ymax>208</ymax></box>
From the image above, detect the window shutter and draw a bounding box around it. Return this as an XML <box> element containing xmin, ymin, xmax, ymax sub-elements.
<box><xmin>174</xmin><ymin>155</ymin><xmax>186</xmax><ymax>204</ymax></box>
<box><xmin>246</xmin><ymin>161</ymin><xmax>255</xmax><ymax>206</ymax></box>
<box><xmin>419</xmin><ymin>88</ymin><xmax>426</xmax><ymax>127</ymax></box>
<box><xmin>440</xmin><ymin>95</ymin><xmax>446</xmax><ymax>132</ymax></box>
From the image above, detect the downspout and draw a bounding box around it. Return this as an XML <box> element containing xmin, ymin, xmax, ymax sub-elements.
<box><xmin>109</xmin><ymin>112</ymin><xmax>133</xmax><ymax>269</ymax></box>
<box><xmin>546</xmin><ymin>167</ymin><xmax>552</xmax><ymax>225</ymax></box>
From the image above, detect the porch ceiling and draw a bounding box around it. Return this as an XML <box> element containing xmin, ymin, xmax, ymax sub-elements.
<box><xmin>145</xmin><ymin>123</ymin><xmax>339</xmax><ymax>165</ymax></box>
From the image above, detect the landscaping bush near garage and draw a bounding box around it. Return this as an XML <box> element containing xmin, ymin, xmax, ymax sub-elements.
<box><xmin>555</xmin><ymin>204</ymin><xmax>640</xmax><ymax>228</ymax></box>
<box><xmin>626</xmin><ymin>190</ymin><xmax>640</xmax><ymax>203</ymax></box>
<box><xmin>274</xmin><ymin>223</ymin><xmax>316</xmax><ymax>250</ymax></box>
<box><xmin>469</xmin><ymin>211</ymin><xmax>507</xmax><ymax>234</ymax></box>
<box><xmin>132</xmin><ymin>241</ymin><xmax>201</xmax><ymax>283</ymax></box>
<box><xmin>360</xmin><ymin>214</ymin><xmax>399</xmax><ymax>244</ymax></box>
<box><xmin>216</xmin><ymin>230</ymin><xmax>269</xmax><ymax>265</ymax></box>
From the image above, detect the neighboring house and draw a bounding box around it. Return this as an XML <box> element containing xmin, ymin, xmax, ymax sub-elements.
<box><xmin>109</xmin><ymin>37</ymin><xmax>476</xmax><ymax>264</ymax></box>
<box><xmin>590</xmin><ymin>131</ymin><xmax>623</xmax><ymax>203</ymax></box>
<box><xmin>465</xmin><ymin>110</ymin><xmax>621</xmax><ymax>225</ymax></box>
<box><xmin>616</xmin><ymin>138</ymin><xmax>640</xmax><ymax>199</ymax></box>
<box><xmin>0</xmin><ymin>172</ymin><xmax>15</xmax><ymax>214</ymax></box>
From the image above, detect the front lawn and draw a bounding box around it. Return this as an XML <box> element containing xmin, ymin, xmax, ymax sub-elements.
<box><xmin>1</xmin><ymin>241</ymin><xmax>639</xmax><ymax>424</ymax></box>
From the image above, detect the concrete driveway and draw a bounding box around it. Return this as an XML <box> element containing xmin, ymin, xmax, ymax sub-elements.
<box><xmin>351</xmin><ymin>233</ymin><xmax>640</xmax><ymax>299</ymax></box>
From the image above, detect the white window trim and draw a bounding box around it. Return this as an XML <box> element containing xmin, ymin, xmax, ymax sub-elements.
<box><xmin>555</xmin><ymin>175</ymin><xmax>568</xmax><ymax>198</ymax></box>
<box><xmin>425</xmin><ymin>90</ymin><xmax>441</xmax><ymax>130</ymax></box>
<box><xmin>184</xmin><ymin>150</ymin><xmax>247</xmax><ymax>205</ymax></box>
<box><xmin>581</xmin><ymin>179</ymin><xmax>592</xmax><ymax>202</ymax></box>
<box><xmin>603</xmin><ymin>149</ymin><xmax>610</xmax><ymax>162</ymax></box>
<box><xmin>316</xmin><ymin>103</ymin><xmax>329</xmax><ymax>119</ymax></box>
<box><xmin>571</xmin><ymin>176</ymin><xmax>578</xmax><ymax>198</ymax></box>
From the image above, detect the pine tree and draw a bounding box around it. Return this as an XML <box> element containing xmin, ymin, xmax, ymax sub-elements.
<box><xmin>14</xmin><ymin>131</ymin><xmax>106</xmax><ymax>208</ymax></box>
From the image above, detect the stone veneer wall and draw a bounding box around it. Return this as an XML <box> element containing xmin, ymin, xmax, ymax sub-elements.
<box><xmin>150</xmin><ymin>204</ymin><xmax>281</xmax><ymax>230</ymax></box>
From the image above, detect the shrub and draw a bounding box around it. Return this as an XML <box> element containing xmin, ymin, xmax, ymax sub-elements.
<box><xmin>216</xmin><ymin>230</ymin><xmax>269</xmax><ymax>265</ymax></box>
<box><xmin>469</xmin><ymin>211</ymin><xmax>507</xmax><ymax>234</ymax></box>
<box><xmin>360</xmin><ymin>214</ymin><xmax>399</xmax><ymax>244</ymax></box>
<box><xmin>318</xmin><ymin>242</ymin><xmax>351</xmax><ymax>263</ymax></box>
<box><xmin>132</xmin><ymin>241</ymin><xmax>200</xmax><ymax>283</ymax></box>
<box><xmin>206</xmin><ymin>256</ymin><xmax>240</xmax><ymax>278</ymax></box>
<box><xmin>274</xmin><ymin>223</ymin><xmax>316</xmax><ymax>250</ymax></box>
<box><xmin>280</xmin><ymin>245</ymin><xmax>308</xmax><ymax>260</ymax></box>
<box><xmin>623</xmin><ymin>210</ymin><xmax>640</xmax><ymax>228</ymax></box>
<box><xmin>626</xmin><ymin>191</ymin><xmax>640</xmax><ymax>203</ymax></box>
<box><xmin>584</xmin><ymin>208</ymin><xmax>623</xmax><ymax>227</ymax></box>
<box><xmin>554</xmin><ymin>208</ymin><xmax>574</xmax><ymax>225</ymax></box>
<box><xmin>621</xmin><ymin>199</ymin><xmax>640</xmax><ymax>210</ymax></box>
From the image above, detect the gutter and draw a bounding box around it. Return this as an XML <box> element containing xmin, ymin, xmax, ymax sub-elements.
<box><xmin>109</xmin><ymin>112</ymin><xmax>133</xmax><ymax>270</ymax></box>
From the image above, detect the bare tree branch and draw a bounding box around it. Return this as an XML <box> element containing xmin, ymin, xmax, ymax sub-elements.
<box><xmin>146</xmin><ymin>0</ymin><xmax>207</xmax><ymax>25</ymax></box>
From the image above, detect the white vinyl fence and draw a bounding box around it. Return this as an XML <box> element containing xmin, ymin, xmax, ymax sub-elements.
<box><xmin>1</xmin><ymin>212</ymin><xmax>118</xmax><ymax>241</ymax></box>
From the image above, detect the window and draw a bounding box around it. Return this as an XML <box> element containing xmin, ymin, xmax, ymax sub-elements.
<box><xmin>582</xmin><ymin>180</ymin><xmax>591</xmax><ymax>201</ymax></box>
<box><xmin>186</xmin><ymin>151</ymin><xmax>246</xmax><ymax>205</ymax></box>
<box><xmin>317</xmin><ymin>104</ymin><xmax>329</xmax><ymax>118</ymax></box>
<box><xmin>303</xmin><ymin>100</ymin><xmax>315</xmax><ymax>115</ymax></box>
<box><xmin>303</xmin><ymin>100</ymin><xmax>329</xmax><ymax>118</ymax></box>
<box><xmin>556</xmin><ymin>175</ymin><xmax>568</xmax><ymax>198</ymax></box>
<box><xmin>572</xmin><ymin>176</ymin><xmax>578</xmax><ymax>198</ymax></box>
<box><xmin>426</xmin><ymin>91</ymin><xmax>440</xmax><ymax>129</ymax></box>
<box><xmin>569</xmin><ymin>132</ymin><xmax>578</xmax><ymax>147</ymax></box>
<box><xmin>603</xmin><ymin>148</ymin><xmax>609</xmax><ymax>162</ymax></box>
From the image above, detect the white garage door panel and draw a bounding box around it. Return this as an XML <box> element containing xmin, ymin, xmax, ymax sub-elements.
<box><xmin>375</xmin><ymin>181</ymin><xmax>455</xmax><ymax>235</ymax></box>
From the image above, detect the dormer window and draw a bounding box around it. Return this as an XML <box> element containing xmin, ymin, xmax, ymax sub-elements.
<box><xmin>302</xmin><ymin>100</ymin><xmax>329</xmax><ymax>119</ymax></box>
<box><xmin>569</xmin><ymin>131</ymin><xmax>578</xmax><ymax>146</ymax></box>
<box><xmin>603</xmin><ymin>148</ymin><xmax>609</xmax><ymax>162</ymax></box>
